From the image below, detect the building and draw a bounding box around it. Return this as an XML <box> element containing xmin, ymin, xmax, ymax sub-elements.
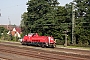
<box><xmin>0</xmin><ymin>24</ymin><xmax>21</xmax><ymax>38</ymax></box>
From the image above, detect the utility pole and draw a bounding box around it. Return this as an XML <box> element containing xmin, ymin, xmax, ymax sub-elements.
<box><xmin>72</xmin><ymin>3</ymin><xmax>76</xmax><ymax>45</ymax></box>
<box><xmin>64</xmin><ymin>30</ymin><xmax>68</xmax><ymax>47</ymax></box>
<box><xmin>8</xmin><ymin>16</ymin><xmax>11</xmax><ymax>25</ymax></box>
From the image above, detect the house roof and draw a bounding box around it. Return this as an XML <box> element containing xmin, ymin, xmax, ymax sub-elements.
<box><xmin>15</xmin><ymin>27</ymin><xmax>21</xmax><ymax>34</ymax></box>
<box><xmin>0</xmin><ymin>25</ymin><xmax>21</xmax><ymax>33</ymax></box>
<box><xmin>0</xmin><ymin>25</ymin><xmax>16</xmax><ymax>31</ymax></box>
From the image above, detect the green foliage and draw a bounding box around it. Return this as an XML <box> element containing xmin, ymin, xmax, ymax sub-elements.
<box><xmin>0</xmin><ymin>27</ymin><xmax>8</xmax><ymax>38</ymax></box>
<box><xmin>0</xmin><ymin>27</ymin><xmax>18</xmax><ymax>41</ymax></box>
<box><xmin>73</xmin><ymin>0</ymin><xmax>90</xmax><ymax>46</ymax></box>
<box><xmin>20</xmin><ymin>0</ymin><xmax>90</xmax><ymax>46</ymax></box>
<box><xmin>20</xmin><ymin>12</ymin><xmax>28</xmax><ymax>35</ymax></box>
<box><xmin>20</xmin><ymin>0</ymin><xmax>71</xmax><ymax>44</ymax></box>
<box><xmin>56</xmin><ymin>39</ymin><xmax>64</xmax><ymax>45</ymax></box>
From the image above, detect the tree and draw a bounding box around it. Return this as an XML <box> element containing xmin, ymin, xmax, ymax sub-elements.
<box><xmin>22</xmin><ymin>0</ymin><xmax>60</xmax><ymax>36</ymax></box>
<box><xmin>0</xmin><ymin>27</ymin><xmax>8</xmax><ymax>40</ymax></box>
<box><xmin>20</xmin><ymin>12</ymin><xmax>28</xmax><ymax>36</ymax></box>
<box><xmin>21</xmin><ymin>0</ymin><xmax>72</xmax><ymax>41</ymax></box>
<box><xmin>73</xmin><ymin>0</ymin><xmax>90</xmax><ymax>46</ymax></box>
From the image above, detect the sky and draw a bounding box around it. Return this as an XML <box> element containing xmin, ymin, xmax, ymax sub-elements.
<box><xmin>0</xmin><ymin>0</ymin><xmax>73</xmax><ymax>25</ymax></box>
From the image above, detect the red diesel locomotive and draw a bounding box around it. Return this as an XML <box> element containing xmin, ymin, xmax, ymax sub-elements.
<box><xmin>21</xmin><ymin>33</ymin><xmax>56</xmax><ymax>48</ymax></box>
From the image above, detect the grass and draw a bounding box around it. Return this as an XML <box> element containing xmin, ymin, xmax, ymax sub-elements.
<box><xmin>57</xmin><ymin>45</ymin><xmax>90</xmax><ymax>50</ymax></box>
<box><xmin>0</xmin><ymin>39</ymin><xmax>19</xmax><ymax>43</ymax></box>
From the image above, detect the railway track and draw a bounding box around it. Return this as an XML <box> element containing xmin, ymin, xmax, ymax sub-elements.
<box><xmin>1</xmin><ymin>41</ymin><xmax>90</xmax><ymax>56</ymax></box>
<box><xmin>0</xmin><ymin>43</ymin><xmax>90</xmax><ymax>60</ymax></box>
<box><xmin>0</xmin><ymin>56</ymin><xmax>11</xmax><ymax>60</ymax></box>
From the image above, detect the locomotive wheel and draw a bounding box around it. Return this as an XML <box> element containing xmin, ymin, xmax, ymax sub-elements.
<box><xmin>27</xmin><ymin>43</ymin><xmax>30</xmax><ymax>46</ymax></box>
<box><xmin>21</xmin><ymin>42</ymin><xmax>26</xmax><ymax>45</ymax></box>
<box><xmin>52</xmin><ymin>44</ymin><xmax>56</xmax><ymax>48</ymax></box>
<box><xmin>41</xmin><ymin>44</ymin><xmax>45</xmax><ymax>48</ymax></box>
<box><xmin>21</xmin><ymin>42</ymin><xmax>24</xmax><ymax>45</ymax></box>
